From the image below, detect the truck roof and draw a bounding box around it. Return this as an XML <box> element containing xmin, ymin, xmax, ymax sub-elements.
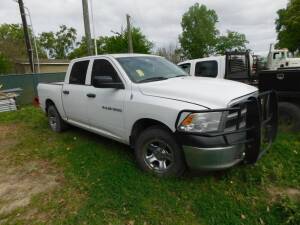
<box><xmin>70</xmin><ymin>53</ymin><xmax>161</xmax><ymax>63</ymax></box>
<box><xmin>178</xmin><ymin>56</ymin><xmax>225</xmax><ymax>65</ymax></box>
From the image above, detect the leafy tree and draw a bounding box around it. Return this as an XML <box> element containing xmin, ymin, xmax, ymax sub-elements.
<box><xmin>0</xmin><ymin>24</ymin><xmax>26</xmax><ymax>58</ymax></box>
<box><xmin>215</xmin><ymin>30</ymin><xmax>249</xmax><ymax>54</ymax></box>
<box><xmin>68</xmin><ymin>37</ymin><xmax>90</xmax><ymax>59</ymax></box>
<box><xmin>0</xmin><ymin>54</ymin><xmax>12</xmax><ymax>74</ymax></box>
<box><xmin>69</xmin><ymin>27</ymin><xmax>153</xmax><ymax>59</ymax></box>
<box><xmin>39</xmin><ymin>25</ymin><xmax>77</xmax><ymax>59</ymax></box>
<box><xmin>0</xmin><ymin>23</ymin><xmax>45</xmax><ymax>74</ymax></box>
<box><xmin>276</xmin><ymin>0</ymin><xmax>300</xmax><ymax>52</ymax></box>
<box><xmin>179</xmin><ymin>4</ymin><xmax>249</xmax><ymax>58</ymax></box>
<box><xmin>100</xmin><ymin>27</ymin><xmax>153</xmax><ymax>54</ymax></box>
<box><xmin>179</xmin><ymin>3</ymin><xmax>219</xmax><ymax>58</ymax></box>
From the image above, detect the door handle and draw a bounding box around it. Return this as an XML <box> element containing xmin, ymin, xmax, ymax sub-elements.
<box><xmin>63</xmin><ymin>90</ymin><xmax>70</xmax><ymax>95</ymax></box>
<box><xmin>276</xmin><ymin>73</ymin><xmax>285</xmax><ymax>80</ymax></box>
<box><xmin>87</xmin><ymin>93</ymin><xmax>96</xmax><ymax>98</ymax></box>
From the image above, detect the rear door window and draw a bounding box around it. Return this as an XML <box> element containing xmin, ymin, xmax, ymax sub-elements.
<box><xmin>195</xmin><ymin>61</ymin><xmax>218</xmax><ymax>77</ymax></box>
<box><xmin>69</xmin><ymin>60</ymin><xmax>89</xmax><ymax>85</ymax></box>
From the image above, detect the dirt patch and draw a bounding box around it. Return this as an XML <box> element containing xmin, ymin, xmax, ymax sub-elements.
<box><xmin>0</xmin><ymin>124</ymin><xmax>19</xmax><ymax>151</ymax></box>
<box><xmin>268</xmin><ymin>187</ymin><xmax>300</xmax><ymax>202</ymax></box>
<box><xmin>0</xmin><ymin>161</ymin><xmax>60</xmax><ymax>216</ymax></box>
<box><xmin>0</xmin><ymin>124</ymin><xmax>62</xmax><ymax>219</ymax></box>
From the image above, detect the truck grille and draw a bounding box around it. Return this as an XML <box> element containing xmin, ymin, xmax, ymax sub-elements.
<box><xmin>224</xmin><ymin>103</ymin><xmax>247</xmax><ymax>132</ymax></box>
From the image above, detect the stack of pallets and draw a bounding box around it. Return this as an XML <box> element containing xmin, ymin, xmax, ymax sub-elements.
<box><xmin>0</xmin><ymin>92</ymin><xmax>18</xmax><ymax>113</ymax></box>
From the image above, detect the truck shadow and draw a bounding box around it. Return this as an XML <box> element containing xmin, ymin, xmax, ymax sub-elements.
<box><xmin>67</xmin><ymin>125</ymin><xmax>232</xmax><ymax>180</ymax></box>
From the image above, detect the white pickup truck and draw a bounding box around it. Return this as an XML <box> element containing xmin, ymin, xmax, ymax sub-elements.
<box><xmin>178</xmin><ymin>51</ymin><xmax>254</xmax><ymax>83</ymax></box>
<box><xmin>37</xmin><ymin>54</ymin><xmax>277</xmax><ymax>177</ymax></box>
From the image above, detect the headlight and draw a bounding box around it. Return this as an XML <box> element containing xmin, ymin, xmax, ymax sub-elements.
<box><xmin>178</xmin><ymin>112</ymin><xmax>222</xmax><ymax>133</ymax></box>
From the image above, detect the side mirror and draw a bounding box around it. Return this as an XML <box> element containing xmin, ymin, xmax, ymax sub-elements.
<box><xmin>92</xmin><ymin>76</ymin><xmax>125</xmax><ymax>89</ymax></box>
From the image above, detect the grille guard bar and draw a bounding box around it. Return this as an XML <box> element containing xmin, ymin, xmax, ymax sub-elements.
<box><xmin>175</xmin><ymin>91</ymin><xmax>278</xmax><ymax>164</ymax></box>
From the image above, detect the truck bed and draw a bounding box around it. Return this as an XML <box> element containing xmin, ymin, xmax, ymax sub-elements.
<box><xmin>37</xmin><ymin>82</ymin><xmax>65</xmax><ymax>116</ymax></box>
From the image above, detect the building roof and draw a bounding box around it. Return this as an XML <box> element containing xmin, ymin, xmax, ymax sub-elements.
<box><xmin>15</xmin><ymin>59</ymin><xmax>70</xmax><ymax>65</ymax></box>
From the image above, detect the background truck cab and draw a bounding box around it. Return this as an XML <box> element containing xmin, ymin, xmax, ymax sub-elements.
<box><xmin>266</xmin><ymin>45</ymin><xmax>300</xmax><ymax>70</ymax></box>
<box><xmin>178</xmin><ymin>51</ymin><xmax>254</xmax><ymax>84</ymax></box>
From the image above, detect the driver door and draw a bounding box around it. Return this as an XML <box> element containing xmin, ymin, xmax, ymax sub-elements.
<box><xmin>85</xmin><ymin>58</ymin><xmax>126</xmax><ymax>141</ymax></box>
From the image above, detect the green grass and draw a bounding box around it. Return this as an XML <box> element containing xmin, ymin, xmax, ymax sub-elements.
<box><xmin>0</xmin><ymin>107</ymin><xmax>300</xmax><ymax>225</ymax></box>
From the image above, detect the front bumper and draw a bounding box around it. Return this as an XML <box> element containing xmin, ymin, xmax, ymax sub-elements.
<box><xmin>182</xmin><ymin>145</ymin><xmax>245</xmax><ymax>170</ymax></box>
<box><xmin>176</xmin><ymin>91</ymin><xmax>278</xmax><ymax>170</ymax></box>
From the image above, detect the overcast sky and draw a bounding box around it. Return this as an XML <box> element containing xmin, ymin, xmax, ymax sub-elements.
<box><xmin>0</xmin><ymin>0</ymin><xmax>288</xmax><ymax>55</ymax></box>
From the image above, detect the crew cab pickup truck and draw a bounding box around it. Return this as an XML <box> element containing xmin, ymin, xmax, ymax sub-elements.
<box><xmin>38</xmin><ymin>54</ymin><xmax>277</xmax><ymax>177</ymax></box>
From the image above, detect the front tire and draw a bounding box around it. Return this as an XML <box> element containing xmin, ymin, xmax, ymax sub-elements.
<box><xmin>134</xmin><ymin>126</ymin><xmax>186</xmax><ymax>177</ymax></box>
<box><xmin>47</xmin><ymin>105</ymin><xmax>68</xmax><ymax>132</ymax></box>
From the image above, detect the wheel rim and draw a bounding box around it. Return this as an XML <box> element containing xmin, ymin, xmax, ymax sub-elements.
<box><xmin>143</xmin><ymin>139</ymin><xmax>174</xmax><ymax>172</ymax></box>
<box><xmin>48</xmin><ymin>112</ymin><xmax>57</xmax><ymax>130</ymax></box>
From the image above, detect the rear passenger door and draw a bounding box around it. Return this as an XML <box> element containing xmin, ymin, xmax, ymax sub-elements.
<box><xmin>62</xmin><ymin>60</ymin><xmax>91</xmax><ymax>126</ymax></box>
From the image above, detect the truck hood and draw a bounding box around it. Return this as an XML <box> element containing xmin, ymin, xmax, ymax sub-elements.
<box><xmin>138</xmin><ymin>76</ymin><xmax>257</xmax><ymax>109</ymax></box>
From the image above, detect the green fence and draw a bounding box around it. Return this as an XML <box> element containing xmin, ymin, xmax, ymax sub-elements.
<box><xmin>0</xmin><ymin>73</ymin><xmax>65</xmax><ymax>105</ymax></box>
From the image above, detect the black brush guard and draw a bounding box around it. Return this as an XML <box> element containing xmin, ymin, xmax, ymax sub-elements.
<box><xmin>175</xmin><ymin>91</ymin><xmax>278</xmax><ymax>164</ymax></box>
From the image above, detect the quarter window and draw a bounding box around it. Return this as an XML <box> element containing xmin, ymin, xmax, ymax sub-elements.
<box><xmin>195</xmin><ymin>61</ymin><xmax>218</xmax><ymax>77</ymax></box>
<box><xmin>69</xmin><ymin>60</ymin><xmax>89</xmax><ymax>85</ymax></box>
<box><xmin>179</xmin><ymin>63</ymin><xmax>191</xmax><ymax>74</ymax></box>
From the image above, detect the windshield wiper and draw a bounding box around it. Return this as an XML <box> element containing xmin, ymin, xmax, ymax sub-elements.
<box><xmin>138</xmin><ymin>77</ymin><xmax>169</xmax><ymax>83</ymax></box>
<box><xmin>167</xmin><ymin>74</ymin><xmax>188</xmax><ymax>79</ymax></box>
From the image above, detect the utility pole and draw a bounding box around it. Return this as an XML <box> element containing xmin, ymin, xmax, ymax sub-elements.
<box><xmin>82</xmin><ymin>0</ymin><xmax>93</xmax><ymax>55</ymax></box>
<box><xmin>90</xmin><ymin>0</ymin><xmax>98</xmax><ymax>55</ymax></box>
<box><xmin>17</xmin><ymin>0</ymin><xmax>34</xmax><ymax>73</ymax></box>
<box><xmin>126</xmin><ymin>14</ymin><xmax>133</xmax><ymax>53</ymax></box>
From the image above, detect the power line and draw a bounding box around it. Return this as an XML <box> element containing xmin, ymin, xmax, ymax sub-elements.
<box><xmin>24</xmin><ymin>6</ymin><xmax>40</xmax><ymax>73</ymax></box>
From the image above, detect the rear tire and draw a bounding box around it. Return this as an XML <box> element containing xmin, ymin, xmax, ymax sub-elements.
<box><xmin>134</xmin><ymin>126</ymin><xmax>186</xmax><ymax>177</ymax></box>
<box><xmin>47</xmin><ymin>105</ymin><xmax>68</xmax><ymax>132</ymax></box>
<box><xmin>278</xmin><ymin>102</ymin><xmax>300</xmax><ymax>132</ymax></box>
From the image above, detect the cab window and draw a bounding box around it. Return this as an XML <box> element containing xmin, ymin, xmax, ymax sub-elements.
<box><xmin>195</xmin><ymin>61</ymin><xmax>218</xmax><ymax>77</ymax></box>
<box><xmin>273</xmin><ymin>52</ymin><xmax>285</xmax><ymax>60</ymax></box>
<box><xmin>91</xmin><ymin>59</ymin><xmax>121</xmax><ymax>83</ymax></box>
<box><xmin>69</xmin><ymin>60</ymin><xmax>89</xmax><ymax>85</ymax></box>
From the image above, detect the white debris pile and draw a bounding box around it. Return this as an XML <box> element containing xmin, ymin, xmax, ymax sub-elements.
<box><xmin>0</xmin><ymin>91</ymin><xmax>18</xmax><ymax>113</ymax></box>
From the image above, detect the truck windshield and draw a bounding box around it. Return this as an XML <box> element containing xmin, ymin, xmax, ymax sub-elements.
<box><xmin>116</xmin><ymin>56</ymin><xmax>188</xmax><ymax>83</ymax></box>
